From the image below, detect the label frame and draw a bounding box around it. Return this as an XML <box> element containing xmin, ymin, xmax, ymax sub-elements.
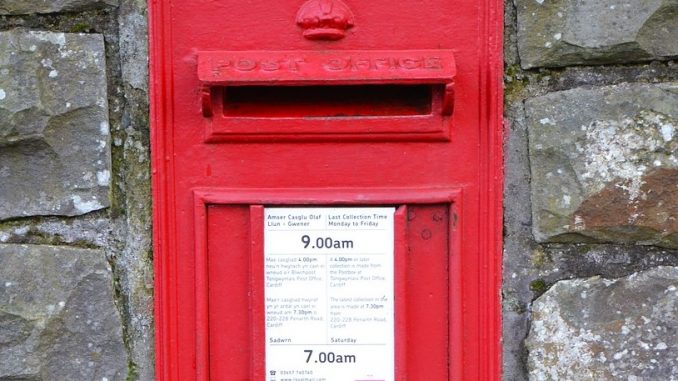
<box><xmin>251</xmin><ymin>205</ymin><xmax>409</xmax><ymax>381</ymax></box>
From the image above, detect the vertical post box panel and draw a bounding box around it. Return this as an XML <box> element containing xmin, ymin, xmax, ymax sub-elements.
<box><xmin>405</xmin><ymin>205</ymin><xmax>449</xmax><ymax>379</ymax></box>
<box><xmin>206</xmin><ymin>205</ymin><xmax>252</xmax><ymax>379</ymax></box>
<box><xmin>150</xmin><ymin>0</ymin><xmax>504</xmax><ymax>379</ymax></box>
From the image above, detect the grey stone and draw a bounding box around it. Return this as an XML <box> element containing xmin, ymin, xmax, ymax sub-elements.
<box><xmin>503</xmin><ymin>100</ymin><xmax>536</xmax><ymax>381</ymax></box>
<box><xmin>119</xmin><ymin>1</ymin><xmax>149</xmax><ymax>92</ymax></box>
<box><xmin>527</xmin><ymin>266</ymin><xmax>678</xmax><ymax>381</ymax></box>
<box><xmin>117</xmin><ymin>1</ymin><xmax>155</xmax><ymax>379</ymax></box>
<box><xmin>0</xmin><ymin>216</ymin><xmax>113</xmax><ymax>247</ymax></box>
<box><xmin>527</xmin><ymin>82</ymin><xmax>678</xmax><ymax>248</ymax></box>
<box><xmin>0</xmin><ymin>30</ymin><xmax>111</xmax><ymax>220</ymax></box>
<box><xmin>516</xmin><ymin>0</ymin><xmax>678</xmax><ymax>68</ymax></box>
<box><xmin>0</xmin><ymin>244</ymin><xmax>128</xmax><ymax>380</ymax></box>
<box><xmin>539</xmin><ymin>244</ymin><xmax>678</xmax><ymax>284</ymax></box>
<box><xmin>0</xmin><ymin>0</ymin><xmax>117</xmax><ymax>15</ymax></box>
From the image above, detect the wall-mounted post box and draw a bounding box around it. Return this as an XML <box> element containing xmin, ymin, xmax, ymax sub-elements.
<box><xmin>150</xmin><ymin>0</ymin><xmax>503</xmax><ymax>380</ymax></box>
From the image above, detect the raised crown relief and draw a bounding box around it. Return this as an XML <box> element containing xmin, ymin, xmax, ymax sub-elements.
<box><xmin>296</xmin><ymin>0</ymin><xmax>355</xmax><ymax>41</ymax></box>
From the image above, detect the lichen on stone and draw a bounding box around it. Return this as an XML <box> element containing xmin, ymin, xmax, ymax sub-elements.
<box><xmin>527</xmin><ymin>267</ymin><xmax>678</xmax><ymax>380</ymax></box>
<box><xmin>527</xmin><ymin>82</ymin><xmax>678</xmax><ymax>247</ymax></box>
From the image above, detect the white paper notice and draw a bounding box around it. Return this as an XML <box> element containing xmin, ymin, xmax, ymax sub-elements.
<box><xmin>264</xmin><ymin>207</ymin><xmax>395</xmax><ymax>381</ymax></box>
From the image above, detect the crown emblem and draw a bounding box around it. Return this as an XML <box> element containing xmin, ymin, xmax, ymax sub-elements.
<box><xmin>296</xmin><ymin>0</ymin><xmax>355</xmax><ymax>41</ymax></box>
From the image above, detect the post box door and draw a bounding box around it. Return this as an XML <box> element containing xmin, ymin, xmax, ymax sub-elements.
<box><xmin>149</xmin><ymin>0</ymin><xmax>504</xmax><ymax>380</ymax></box>
<box><xmin>203</xmin><ymin>200</ymin><xmax>456</xmax><ymax>380</ymax></box>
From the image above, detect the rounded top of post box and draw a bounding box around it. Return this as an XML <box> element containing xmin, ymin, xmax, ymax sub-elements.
<box><xmin>296</xmin><ymin>0</ymin><xmax>355</xmax><ymax>41</ymax></box>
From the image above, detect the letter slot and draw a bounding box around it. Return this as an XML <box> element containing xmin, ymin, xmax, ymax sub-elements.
<box><xmin>197</xmin><ymin>50</ymin><xmax>456</xmax><ymax>142</ymax></box>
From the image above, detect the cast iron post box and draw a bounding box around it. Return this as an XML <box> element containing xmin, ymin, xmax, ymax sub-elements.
<box><xmin>150</xmin><ymin>0</ymin><xmax>503</xmax><ymax>380</ymax></box>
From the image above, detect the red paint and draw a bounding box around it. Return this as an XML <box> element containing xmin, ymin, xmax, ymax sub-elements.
<box><xmin>150</xmin><ymin>0</ymin><xmax>503</xmax><ymax>379</ymax></box>
<box><xmin>198</xmin><ymin>50</ymin><xmax>456</xmax><ymax>142</ymax></box>
<box><xmin>198</xmin><ymin>50</ymin><xmax>455</xmax><ymax>84</ymax></box>
<box><xmin>296</xmin><ymin>0</ymin><xmax>355</xmax><ymax>40</ymax></box>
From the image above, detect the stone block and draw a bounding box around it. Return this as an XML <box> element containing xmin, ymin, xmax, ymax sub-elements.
<box><xmin>527</xmin><ymin>266</ymin><xmax>678</xmax><ymax>380</ymax></box>
<box><xmin>0</xmin><ymin>30</ymin><xmax>111</xmax><ymax>220</ymax></box>
<box><xmin>527</xmin><ymin>83</ymin><xmax>678</xmax><ymax>248</ymax></box>
<box><xmin>516</xmin><ymin>0</ymin><xmax>678</xmax><ymax>68</ymax></box>
<box><xmin>0</xmin><ymin>0</ymin><xmax>117</xmax><ymax>15</ymax></box>
<box><xmin>0</xmin><ymin>244</ymin><xmax>128</xmax><ymax>380</ymax></box>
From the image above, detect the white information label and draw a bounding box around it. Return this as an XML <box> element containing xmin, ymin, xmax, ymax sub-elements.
<box><xmin>264</xmin><ymin>207</ymin><xmax>395</xmax><ymax>381</ymax></box>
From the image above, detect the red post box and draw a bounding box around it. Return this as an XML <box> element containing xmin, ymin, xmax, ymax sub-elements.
<box><xmin>150</xmin><ymin>0</ymin><xmax>503</xmax><ymax>380</ymax></box>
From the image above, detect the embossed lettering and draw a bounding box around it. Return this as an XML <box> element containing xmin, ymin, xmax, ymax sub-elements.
<box><xmin>236</xmin><ymin>59</ymin><xmax>257</xmax><ymax>71</ymax></box>
<box><xmin>424</xmin><ymin>57</ymin><xmax>443</xmax><ymax>70</ymax></box>
<box><xmin>210</xmin><ymin>59</ymin><xmax>233</xmax><ymax>77</ymax></box>
<box><xmin>352</xmin><ymin>58</ymin><xmax>372</xmax><ymax>71</ymax></box>
<box><xmin>207</xmin><ymin>54</ymin><xmax>450</xmax><ymax>76</ymax></box>
<box><xmin>286</xmin><ymin>58</ymin><xmax>307</xmax><ymax>72</ymax></box>
<box><xmin>260</xmin><ymin>60</ymin><xmax>281</xmax><ymax>71</ymax></box>
<box><xmin>373</xmin><ymin>58</ymin><xmax>394</xmax><ymax>70</ymax></box>
<box><xmin>399</xmin><ymin>58</ymin><xmax>422</xmax><ymax>70</ymax></box>
<box><xmin>324</xmin><ymin>58</ymin><xmax>351</xmax><ymax>71</ymax></box>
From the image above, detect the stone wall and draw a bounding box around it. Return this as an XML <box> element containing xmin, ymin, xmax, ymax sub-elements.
<box><xmin>505</xmin><ymin>0</ymin><xmax>678</xmax><ymax>380</ymax></box>
<box><xmin>0</xmin><ymin>1</ymin><xmax>153</xmax><ymax>380</ymax></box>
